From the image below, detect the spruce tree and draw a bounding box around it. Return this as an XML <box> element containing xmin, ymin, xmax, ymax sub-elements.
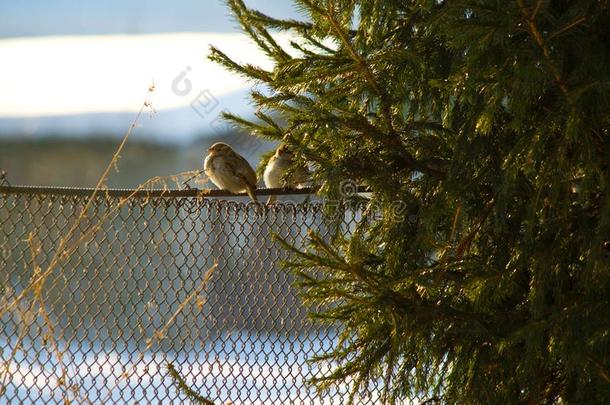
<box><xmin>209</xmin><ymin>0</ymin><xmax>610</xmax><ymax>403</ymax></box>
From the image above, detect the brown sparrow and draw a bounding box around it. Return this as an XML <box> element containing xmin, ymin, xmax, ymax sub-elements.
<box><xmin>264</xmin><ymin>144</ymin><xmax>309</xmax><ymax>202</ymax></box>
<box><xmin>204</xmin><ymin>142</ymin><xmax>257</xmax><ymax>201</ymax></box>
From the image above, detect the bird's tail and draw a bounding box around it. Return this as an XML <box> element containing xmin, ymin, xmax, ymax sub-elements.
<box><xmin>246</xmin><ymin>184</ymin><xmax>258</xmax><ymax>202</ymax></box>
<box><xmin>266</xmin><ymin>195</ymin><xmax>277</xmax><ymax>204</ymax></box>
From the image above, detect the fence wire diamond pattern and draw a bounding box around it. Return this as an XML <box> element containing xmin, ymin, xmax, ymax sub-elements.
<box><xmin>0</xmin><ymin>188</ymin><xmax>386</xmax><ymax>404</ymax></box>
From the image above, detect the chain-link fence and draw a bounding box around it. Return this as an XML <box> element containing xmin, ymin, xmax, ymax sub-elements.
<box><xmin>0</xmin><ymin>186</ymin><xmax>384</xmax><ymax>404</ymax></box>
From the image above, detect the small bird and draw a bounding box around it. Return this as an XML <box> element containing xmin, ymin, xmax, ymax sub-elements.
<box><xmin>264</xmin><ymin>144</ymin><xmax>309</xmax><ymax>203</ymax></box>
<box><xmin>204</xmin><ymin>142</ymin><xmax>258</xmax><ymax>201</ymax></box>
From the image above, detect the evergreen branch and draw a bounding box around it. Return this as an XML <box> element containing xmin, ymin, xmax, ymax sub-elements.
<box><xmin>547</xmin><ymin>16</ymin><xmax>587</xmax><ymax>40</ymax></box>
<box><xmin>221</xmin><ymin>112</ymin><xmax>284</xmax><ymax>139</ymax></box>
<box><xmin>300</xmin><ymin>0</ymin><xmax>396</xmax><ymax>135</ymax></box>
<box><xmin>402</xmin><ymin>121</ymin><xmax>452</xmax><ymax>135</ymax></box>
<box><xmin>337</xmin><ymin>114</ymin><xmax>447</xmax><ymax>178</ymax></box>
<box><xmin>307</xmin><ymin>230</ymin><xmax>349</xmax><ymax>266</ymax></box>
<box><xmin>455</xmin><ymin>196</ymin><xmax>496</xmax><ymax>260</ymax></box>
<box><xmin>250</xmin><ymin>91</ymin><xmax>301</xmax><ymax>114</ymax></box>
<box><xmin>209</xmin><ymin>1</ymin><xmax>610</xmax><ymax>401</ymax></box>
<box><xmin>250</xmin><ymin>90</ymin><xmax>297</xmax><ymax>104</ymax></box>
<box><xmin>382</xmin><ymin>331</ymin><xmax>399</xmax><ymax>404</ymax></box>
<box><xmin>166</xmin><ymin>363</ymin><xmax>215</xmax><ymax>404</ymax></box>
<box><xmin>273</xmin><ymin>233</ymin><xmax>349</xmax><ymax>270</ymax></box>
<box><xmin>274</xmin><ymin>58</ymin><xmax>357</xmax><ymax>87</ymax></box>
<box><xmin>530</xmin><ymin>0</ymin><xmax>544</xmax><ymax>20</ymax></box>
<box><xmin>290</xmin><ymin>4</ymin><xmax>446</xmax><ymax>180</ymax></box>
<box><xmin>587</xmin><ymin>356</ymin><xmax>610</xmax><ymax>385</ymax></box>
<box><xmin>284</xmin><ymin>105</ymin><xmax>438</xmax><ymax>177</ymax></box>
<box><xmin>289</xmin><ymin>40</ymin><xmax>336</xmax><ymax>58</ymax></box>
<box><xmin>516</xmin><ymin>0</ymin><xmax>572</xmax><ymax>104</ymax></box>
<box><xmin>228</xmin><ymin>0</ymin><xmax>291</xmax><ymax>61</ymax></box>
<box><xmin>208</xmin><ymin>46</ymin><xmax>273</xmax><ymax>82</ymax></box>
<box><xmin>302</xmin><ymin>32</ymin><xmax>336</xmax><ymax>54</ymax></box>
<box><xmin>302</xmin><ymin>284</ymin><xmax>370</xmax><ymax>305</ymax></box>
<box><xmin>249</xmin><ymin>10</ymin><xmax>314</xmax><ymax>31</ymax></box>
<box><xmin>254</xmin><ymin>111</ymin><xmax>283</xmax><ymax>132</ymax></box>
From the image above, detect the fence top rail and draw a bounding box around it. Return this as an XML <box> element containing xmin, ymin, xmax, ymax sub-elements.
<box><xmin>0</xmin><ymin>185</ymin><xmax>323</xmax><ymax>198</ymax></box>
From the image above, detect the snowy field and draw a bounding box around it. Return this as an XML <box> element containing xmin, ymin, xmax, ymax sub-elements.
<box><xmin>1</xmin><ymin>330</ymin><xmax>380</xmax><ymax>404</ymax></box>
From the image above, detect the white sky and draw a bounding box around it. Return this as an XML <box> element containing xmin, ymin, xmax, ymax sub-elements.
<box><xmin>0</xmin><ymin>33</ymin><xmax>289</xmax><ymax>117</ymax></box>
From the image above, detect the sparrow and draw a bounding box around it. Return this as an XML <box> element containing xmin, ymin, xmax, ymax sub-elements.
<box><xmin>264</xmin><ymin>144</ymin><xmax>309</xmax><ymax>203</ymax></box>
<box><xmin>204</xmin><ymin>142</ymin><xmax>258</xmax><ymax>201</ymax></box>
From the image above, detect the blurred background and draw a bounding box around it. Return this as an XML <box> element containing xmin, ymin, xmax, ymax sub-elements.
<box><xmin>0</xmin><ymin>4</ymin><xmax>353</xmax><ymax>403</ymax></box>
<box><xmin>0</xmin><ymin>0</ymin><xmax>299</xmax><ymax>187</ymax></box>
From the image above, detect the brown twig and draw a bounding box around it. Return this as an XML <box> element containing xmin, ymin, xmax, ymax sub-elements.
<box><xmin>450</xmin><ymin>204</ymin><xmax>462</xmax><ymax>243</ymax></box>
<box><xmin>547</xmin><ymin>16</ymin><xmax>587</xmax><ymax>41</ymax></box>
<box><xmin>324</xmin><ymin>5</ymin><xmax>396</xmax><ymax>135</ymax></box>
<box><xmin>99</xmin><ymin>264</ymin><xmax>217</xmax><ymax>403</ymax></box>
<box><xmin>588</xmin><ymin>356</ymin><xmax>610</xmax><ymax>385</ymax></box>
<box><xmin>455</xmin><ymin>197</ymin><xmax>496</xmax><ymax>260</ymax></box>
<box><xmin>0</xmin><ymin>93</ymin><xmax>158</xmax><ymax>321</ymax></box>
<box><xmin>516</xmin><ymin>0</ymin><xmax>572</xmax><ymax>104</ymax></box>
<box><xmin>530</xmin><ymin>0</ymin><xmax>544</xmax><ymax>21</ymax></box>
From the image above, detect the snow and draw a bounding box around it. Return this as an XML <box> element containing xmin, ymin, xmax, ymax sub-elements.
<box><xmin>0</xmin><ymin>331</ymin><xmax>369</xmax><ymax>404</ymax></box>
<box><xmin>0</xmin><ymin>32</ymin><xmax>295</xmax><ymax>144</ymax></box>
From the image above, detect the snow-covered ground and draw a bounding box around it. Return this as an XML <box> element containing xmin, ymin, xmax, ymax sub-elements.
<box><xmin>1</xmin><ymin>331</ymin><xmax>375</xmax><ymax>405</ymax></box>
<box><xmin>0</xmin><ymin>87</ymin><xmax>255</xmax><ymax>144</ymax></box>
<box><xmin>0</xmin><ymin>1</ymin><xmax>304</xmax><ymax>144</ymax></box>
<box><xmin>0</xmin><ymin>32</ymin><xmax>298</xmax><ymax>144</ymax></box>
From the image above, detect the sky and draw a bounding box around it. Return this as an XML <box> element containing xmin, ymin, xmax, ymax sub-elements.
<box><xmin>0</xmin><ymin>0</ymin><xmax>298</xmax><ymax>37</ymax></box>
<box><xmin>0</xmin><ymin>1</ymin><xmax>301</xmax><ymax>141</ymax></box>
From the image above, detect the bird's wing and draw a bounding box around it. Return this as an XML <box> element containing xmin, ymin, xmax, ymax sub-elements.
<box><xmin>226</xmin><ymin>153</ymin><xmax>257</xmax><ymax>201</ymax></box>
<box><xmin>203</xmin><ymin>154</ymin><xmax>217</xmax><ymax>176</ymax></box>
<box><xmin>231</xmin><ymin>153</ymin><xmax>257</xmax><ymax>186</ymax></box>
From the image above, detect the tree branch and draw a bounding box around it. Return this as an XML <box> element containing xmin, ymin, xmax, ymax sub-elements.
<box><xmin>547</xmin><ymin>16</ymin><xmax>587</xmax><ymax>41</ymax></box>
<box><xmin>516</xmin><ymin>0</ymin><xmax>572</xmax><ymax>104</ymax></box>
<box><xmin>301</xmin><ymin>0</ymin><xmax>396</xmax><ymax>135</ymax></box>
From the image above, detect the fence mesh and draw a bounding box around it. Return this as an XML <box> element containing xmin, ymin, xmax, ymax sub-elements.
<box><xmin>0</xmin><ymin>187</ymin><xmax>388</xmax><ymax>404</ymax></box>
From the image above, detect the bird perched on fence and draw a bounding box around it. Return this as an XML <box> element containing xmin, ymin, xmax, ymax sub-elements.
<box><xmin>204</xmin><ymin>142</ymin><xmax>258</xmax><ymax>201</ymax></box>
<box><xmin>264</xmin><ymin>144</ymin><xmax>309</xmax><ymax>203</ymax></box>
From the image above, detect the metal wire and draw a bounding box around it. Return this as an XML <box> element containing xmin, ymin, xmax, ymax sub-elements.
<box><xmin>0</xmin><ymin>186</ymin><xmax>385</xmax><ymax>404</ymax></box>
<box><xmin>0</xmin><ymin>185</ymin><xmax>320</xmax><ymax>198</ymax></box>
